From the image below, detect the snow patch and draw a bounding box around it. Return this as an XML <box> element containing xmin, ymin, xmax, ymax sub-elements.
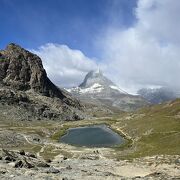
<box><xmin>65</xmin><ymin>88</ymin><xmax>71</xmax><ymax>93</ymax></box>
<box><xmin>80</xmin><ymin>83</ymin><xmax>104</xmax><ymax>93</ymax></box>
<box><xmin>110</xmin><ymin>85</ymin><xmax>127</xmax><ymax>94</ymax></box>
<box><xmin>66</xmin><ymin>83</ymin><xmax>104</xmax><ymax>94</ymax></box>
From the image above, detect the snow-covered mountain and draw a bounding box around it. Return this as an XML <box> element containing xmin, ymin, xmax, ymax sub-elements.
<box><xmin>67</xmin><ymin>69</ymin><xmax>127</xmax><ymax>95</ymax></box>
<box><xmin>67</xmin><ymin>70</ymin><xmax>148</xmax><ymax>112</ymax></box>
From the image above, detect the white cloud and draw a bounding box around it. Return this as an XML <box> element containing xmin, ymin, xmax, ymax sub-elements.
<box><xmin>32</xmin><ymin>43</ymin><xmax>97</xmax><ymax>87</ymax></box>
<box><xmin>136</xmin><ymin>0</ymin><xmax>180</xmax><ymax>44</ymax></box>
<box><xmin>98</xmin><ymin>0</ymin><xmax>180</xmax><ymax>93</ymax></box>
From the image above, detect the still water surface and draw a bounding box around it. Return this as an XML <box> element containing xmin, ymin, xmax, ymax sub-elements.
<box><xmin>60</xmin><ymin>125</ymin><xmax>124</xmax><ymax>147</ymax></box>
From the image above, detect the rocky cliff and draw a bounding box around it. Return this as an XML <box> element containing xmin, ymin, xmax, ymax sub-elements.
<box><xmin>0</xmin><ymin>43</ymin><xmax>85</xmax><ymax>121</ymax></box>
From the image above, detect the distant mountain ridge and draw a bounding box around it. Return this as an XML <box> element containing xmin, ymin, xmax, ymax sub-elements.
<box><xmin>67</xmin><ymin>70</ymin><xmax>148</xmax><ymax>112</ymax></box>
<box><xmin>137</xmin><ymin>87</ymin><xmax>180</xmax><ymax>104</ymax></box>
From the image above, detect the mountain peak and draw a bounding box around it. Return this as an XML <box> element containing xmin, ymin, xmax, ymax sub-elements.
<box><xmin>0</xmin><ymin>43</ymin><xmax>71</xmax><ymax>99</ymax></box>
<box><xmin>3</xmin><ymin>43</ymin><xmax>26</xmax><ymax>55</ymax></box>
<box><xmin>86</xmin><ymin>69</ymin><xmax>103</xmax><ymax>78</ymax></box>
<box><xmin>67</xmin><ymin>70</ymin><xmax>148</xmax><ymax>112</ymax></box>
<box><xmin>79</xmin><ymin>69</ymin><xmax>113</xmax><ymax>89</ymax></box>
<box><xmin>6</xmin><ymin>43</ymin><xmax>21</xmax><ymax>50</ymax></box>
<box><xmin>67</xmin><ymin>70</ymin><xmax>127</xmax><ymax>95</ymax></box>
<box><xmin>93</xmin><ymin>68</ymin><xmax>102</xmax><ymax>75</ymax></box>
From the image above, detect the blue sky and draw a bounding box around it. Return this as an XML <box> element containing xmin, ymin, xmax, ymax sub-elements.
<box><xmin>0</xmin><ymin>0</ymin><xmax>137</xmax><ymax>58</ymax></box>
<box><xmin>1</xmin><ymin>0</ymin><xmax>180</xmax><ymax>93</ymax></box>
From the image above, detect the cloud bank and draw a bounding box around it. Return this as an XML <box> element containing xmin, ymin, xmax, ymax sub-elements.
<box><xmin>99</xmin><ymin>0</ymin><xmax>180</xmax><ymax>93</ymax></box>
<box><xmin>32</xmin><ymin>0</ymin><xmax>180</xmax><ymax>93</ymax></box>
<box><xmin>32</xmin><ymin>43</ymin><xmax>97</xmax><ymax>87</ymax></box>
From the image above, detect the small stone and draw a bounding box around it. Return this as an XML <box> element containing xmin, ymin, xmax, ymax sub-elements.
<box><xmin>104</xmin><ymin>172</ymin><xmax>114</xmax><ymax>176</ymax></box>
<box><xmin>134</xmin><ymin>176</ymin><xmax>142</xmax><ymax>179</ymax></box>
<box><xmin>24</xmin><ymin>159</ymin><xmax>34</xmax><ymax>169</ymax></box>
<box><xmin>19</xmin><ymin>150</ymin><xmax>25</xmax><ymax>156</ymax></box>
<box><xmin>62</xmin><ymin>178</ymin><xmax>68</xmax><ymax>180</ymax></box>
<box><xmin>63</xmin><ymin>157</ymin><xmax>68</xmax><ymax>160</ymax></box>
<box><xmin>5</xmin><ymin>156</ymin><xmax>16</xmax><ymax>162</ymax></box>
<box><xmin>46</xmin><ymin>159</ymin><xmax>52</xmax><ymax>163</ymax></box>
<box><xmin>26</xmin><ymin>153</ymin><xmax>37</xmax><ymax>158</ymax></box>
<box><xmin>145</xmin><ymin>172</ymin><xmax>162</xmax><ymax>177</ymax></box>
<box><xmin>15</xmin><ymin>160</ymin><xmax>23</xmax><ymax>168</ymax></box>
<box><xmin>37</xmin><ymin>162</ymin><xmax>50</xmax><ymax>168</ymax></box>
<box><xmin>33</xmin><ymin>137</ymin><xmax>40</xmax><ymax>142</ymax></box>
<box><xmin>46</xmin><ymin>167</ymin><xmax>60</xmax><ymax>174</ymax></box>
<box><xmin>0</xmin><ymin>170</ymin><xmax>6</xmax><ymax>174</ymax></box>
<box><xmin>8</xmin><ymin>162</ymin><xmax>16</xmax><ymax>167</ymax></box>
<box><xmin>66</xmin><ymin>165</ymin><xmax>72</xmax><ymax>170</ymax></box>
<box><xmin>175</xmin><ymin>159</ymin><xmax>180</xmax><ymax>164</ymax></box>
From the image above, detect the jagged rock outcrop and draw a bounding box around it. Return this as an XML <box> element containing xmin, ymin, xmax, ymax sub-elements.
<box><xmin>0</xmin><ymin>43</ymin><xmax>85</xmax><ymax>121</ymax></box>
<box><xmin>0</xmin><ymin>43</ymin><xmax>69</xmax><ymax>99</ymax></box>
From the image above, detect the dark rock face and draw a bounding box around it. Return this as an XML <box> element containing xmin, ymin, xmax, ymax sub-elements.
<box><xmin>0</xmin><ymin>43</ymin><xmax>85</xmax><ymax>121</ymax></box>
<box><xmin>0</xmin><ymin>88</ymin><xmax>29</xmax><ymax>104</ymax></box>
<box><xmin>0</xmin><ymin>43</ymin><xmax>65</xmax><ymax>98</ymax></box>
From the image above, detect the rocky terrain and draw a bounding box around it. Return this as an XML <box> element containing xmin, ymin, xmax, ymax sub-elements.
<box><xmin>0</xmin><ymin>43</ymin><xmax>85</xmax><ymax>121</ymax></box>
<box><xmin>67</xmin><ymin>70</ymin><xmax>148</xmax><ymax>112</ymax></box>
<box><xmin>0</xmin><ymin>148</ymin><xmax>179</xmax><ymax>180</ymax></box>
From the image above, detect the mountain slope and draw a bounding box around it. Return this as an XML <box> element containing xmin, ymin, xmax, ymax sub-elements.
<box><xmin>114</xmin><ymin>98</ymin><xmax>180</xmax><ymax>158</ymax></box>
<box><xmin>0</xmin><ymin>43</ymin><xmax>85</xmax><ymax>121</ymax></box>
<box><xmin>67</xmin><ymin>70</ymin><xmax>148</xmax><ymax>112</ymax></box>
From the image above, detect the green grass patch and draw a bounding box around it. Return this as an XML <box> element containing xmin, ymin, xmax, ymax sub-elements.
<box><xmin>51</xmin><ymin>125</ymin><xmax>71</xmax><ymax>141</ymax></box>
<box><xmin>113</xmin><ymin>100</ymin><xmax>180</xmax><ymax>159</ymax></box>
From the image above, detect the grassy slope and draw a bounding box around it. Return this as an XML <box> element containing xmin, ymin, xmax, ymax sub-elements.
<box><xmin>115</xmin><ymin>99</ymin><xmax>180</xmax><ymax>158</ymax></box>
<box><xmin>0</xmin><ymin>99</ymin><xmax>179</xmax><ymax>160</ymax></box>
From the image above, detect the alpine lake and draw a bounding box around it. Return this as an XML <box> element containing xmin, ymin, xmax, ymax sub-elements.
<box><xmin>60</xmin><ymin>124</ymin><xmax>125</xmax><ymax>147</ymax></box>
